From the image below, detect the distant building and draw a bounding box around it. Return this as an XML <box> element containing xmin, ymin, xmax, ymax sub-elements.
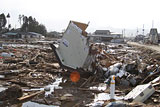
<box><xmin>149</xmin><ymin>28</ymin><xmax>159</xmax><ymax>44</ymax></box>
<box><xmin>2</xmin><ymin>32</ymin><xmax>20</xmax><ymax>39</ymax></box>
<box><xmin>27</xmin><ymin>32</ymin><xmax>44</xmax><ymax>39</ymax></box>
<box><xmin>2</xmin><ymin>32</ymin><xmax>44</xmax><ymax>40</ymax></box>
<box><xmin>47</xmin><ymin>31</ymin><xmax>62</xmax><ymax>38</ymax></box>
<box><xmin>134</xmin><ymin>34</ymin><xmax>145</xmax><ymax>42</ymax></box>
<box><xmin>89</xmin><ymin>30</ymin><xmax>124</xmax><ymax>43</ymax></box>
<box><xmin>110</xmin><ymin>33</ymin><xmax>124</xmax><ymax>43</ymax></box>
<box><xmin>94</xmin><ymin>30</ymin><xmax>111</xmax><ymax>35</ymax></box>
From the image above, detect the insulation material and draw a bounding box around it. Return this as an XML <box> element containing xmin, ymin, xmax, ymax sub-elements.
<box><xmin>51</xmin><ymin>21</ymin><xmax>93</xmax><ymax>70</ymax></box>
<box><xmin>124</xmin><ymin>83</ymin><xmax>155</xmax><ymax>102</ymax></box>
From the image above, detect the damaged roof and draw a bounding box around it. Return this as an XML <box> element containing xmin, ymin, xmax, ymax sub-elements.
<box><xmin>71</xmin><ymin>21</ymin><xmax>88</xmax><ymax>31</ymax></box>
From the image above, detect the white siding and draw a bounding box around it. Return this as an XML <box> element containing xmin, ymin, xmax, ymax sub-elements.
<box><xmin>57</xmin><ymin>22</ymin><xmax>89</xmax><ymax>69</ymax></box>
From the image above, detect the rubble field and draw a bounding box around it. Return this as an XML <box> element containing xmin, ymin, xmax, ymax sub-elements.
<box><xmin>0</xmin><ymin>42</ymin><xmax>160</xmax><ymax>107</ymax></box>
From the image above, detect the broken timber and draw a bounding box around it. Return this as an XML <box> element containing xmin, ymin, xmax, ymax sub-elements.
<box><xmin>18</xmin><ymin>90</ymin><xmax>44</xmax><ymax>102</ymax></box>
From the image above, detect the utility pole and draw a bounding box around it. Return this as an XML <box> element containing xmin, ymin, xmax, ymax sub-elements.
<box><xmin>124</xmin><ymin>29</ymin><xmax>125</xmax><ymax>38</ymax></box>
<box><xmin>137</xmin><ymin>28</ymin><xmax>139</xmax><ymax>35</ymax></box>
<box><xmin>152</xmin><ymin>20</ymin><xmax>154</xmax><ymax>28</ymax></box>
<box><xmin>142</xmin><ymin>24</ymin><xmax>145</xmax><ymax>35</ymax></box>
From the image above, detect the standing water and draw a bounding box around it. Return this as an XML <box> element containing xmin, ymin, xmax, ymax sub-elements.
<box><xmin>22</xmin><ymin>77</ymin><xmax>63</xmax><ymax>107</ymax></box>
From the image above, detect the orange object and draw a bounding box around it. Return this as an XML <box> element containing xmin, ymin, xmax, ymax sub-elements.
<box><xmin>70</xmin><ymin>71</ymin><xmax>80</xmax><ymax>82</ymax></box>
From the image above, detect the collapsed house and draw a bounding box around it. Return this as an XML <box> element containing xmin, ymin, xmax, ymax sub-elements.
<box><xmin>50</xmin><ymin>21</ymin><xmax>95</xmax><ymax>71</ymax></box>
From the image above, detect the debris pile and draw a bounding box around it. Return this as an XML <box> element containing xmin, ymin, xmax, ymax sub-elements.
<box><xmin>47</xmin><ymin>42</ymin><xmax>160</xmax><ymax>106</ymax></box>
<box><xmin>49</xmin><ymin>21</ymin><xmax>160</xmax><ymax>106</ymax></box>
<box><xmin>0</xmin><ymin>85</ymin><xmax>23</xmax><ymax>101</ymax></box>
<box><xmin>94</xmin><ymin>43</ymin><xmax>160</xmax><ymax>106</ymax></box>
<box><xmin>0</xmin><ymin>21</ymin><xmax>160</xmax><ymax>107</ymax></box>
<box><xmin>0</xmin><ymin>45</ymin><xmax>59</xmax><ymax>106</ymax></box>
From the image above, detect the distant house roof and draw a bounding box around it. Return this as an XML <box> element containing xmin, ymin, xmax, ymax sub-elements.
<box><xmin>94</xmin><ymin>30</ymin><xmax>111</xmax><ymax>35</ymax></box>
<box><xmin>4</xmin><ymin>32</ymin><xmax>18</xmax><ymax>36</ymax></box>
<box><xmin>91</xmin><ymin>34</ymin><xmax>114</xmax><ymax>38</ymax></box>
<box><xmin>19</xmin><ymin>32</ymin><xmax>28</xmax><ymax>35</ymax></box>
<box><xmin>28</xmin><ymin>32</ymin><xmax>42</xmax><ymax>36</ymax></box>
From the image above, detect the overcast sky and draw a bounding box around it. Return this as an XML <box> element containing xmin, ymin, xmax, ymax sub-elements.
<box><xmin>1</xmin><ymin>0</ymin><xmax>160</xmax><ymax>36</ymax></box>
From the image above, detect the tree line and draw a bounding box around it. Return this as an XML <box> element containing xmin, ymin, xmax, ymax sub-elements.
<box><xmin>19</xmin><ymin>15</ymin><xmax>47</xmax><ymax>35</ymax></box>
<box><xmin>0</xmin><ymin>13</ymin><xmax>47</xmax><ymax>36</ymax></box>
<box><xmin>0</xmin><ymin>13</ymin><xmax>9</xmax><ymax>34</ymax></box>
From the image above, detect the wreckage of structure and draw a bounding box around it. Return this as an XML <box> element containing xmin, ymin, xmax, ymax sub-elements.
<box><xmin>51</xmin><ymin>21</ymin><xmax>94</xmax><ymax>71</ymax></box>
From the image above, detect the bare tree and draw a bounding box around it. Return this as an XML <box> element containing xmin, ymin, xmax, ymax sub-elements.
<box><xmin>18</xmin><ymin>14</ymin><xmax>22</xmax><ymax>27</ymax></box>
